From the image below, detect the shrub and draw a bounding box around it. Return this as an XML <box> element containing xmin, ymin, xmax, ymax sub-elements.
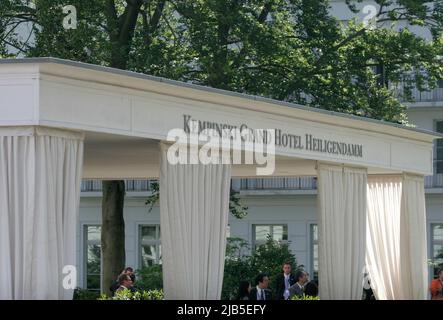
<box><xmin>99</xmin><ymin>288</ymin><xmax>164</xmax><ymax>300</ymax></box>
<box><xmin>135</xmin><ymin>264</ymin><xmax>163</xmax><ymax>291</ymax></box>
<box><xmin>291</xmin><ymin>294</ymin><xmax>320</xmax><ymax>300</ymax></box>
<box><xmin>221</xmin><ymin>236</ymin><xmax>297</xmax><ymax>300</ymax></box>
<box><xmin>250</xmin><ymin>236</ymin><xmax>297</xmax><ymax>299</ymax></box>
<box><xmin>222</xmin><ymin>238</ymin><xmax>253</xmax><ymax>300</ymax></box>
<box><xmin>73</xmin><ymin>287</ymin><xmax>101</xmax><ymax>300</ymax></box>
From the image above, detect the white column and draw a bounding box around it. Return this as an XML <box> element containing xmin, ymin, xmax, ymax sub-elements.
<box><xmin>0</xmin><ymin>126</ymin><xmax>84</xmax><ymax>300</ymax></box>
<box><xmin>159</xmin><ymin>143</ymin><xmax>231</xmax><ymax>299</ymax></box>
<box><xmin>317</xmin><ymin>163</ymin><xmax>367</xmax><ymax>300</ymax></box>
<box><xmin>366</xmin><ymin>174</ymin><xmax>428</xmax><ymax>300</ymax></box>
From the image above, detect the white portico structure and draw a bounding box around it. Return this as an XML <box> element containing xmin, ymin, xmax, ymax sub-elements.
<box><xmin>0</xmin><ymin>58</ymin><xmax>440</xmax><ymax>300</ymax></box>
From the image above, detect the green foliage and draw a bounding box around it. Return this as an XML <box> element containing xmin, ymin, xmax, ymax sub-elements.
<box><xmin>132</xmin><ymin>237</ymin><xmax>298</xmax><ymax>300</ymax></box>
<box><xmin>135</xmin><ymin>264</ymin><xmax>163</xmax><ymax>291</ymax></box>
<box><xmin>145</xmin><ymin>181</ymin><xmax>159</xmax><ymax>213</ymax></box>
<box><xmin>98</xmin><ymin>288</ymin><xmax>164</xmax><ymax>300</ymax></box>
<box><xmin>229</xmin><ymin>190</ymin><xmax>248</xmax><ymax>219</ymax></box>
<box><xmin>171</xmin><ymin>0</ymin><xmax>443</xmax><ymax>123</ymax></box>
<box><xmin>1</xmin><ymin>0</ymin><xmax>442</xmax><ymax>123</ymax></box>
<box><xmin>145</xmin><ymin>181</ymin><xmax>249</xmax><ymax>219</ymax></box>
<box><xmin>291</xmin><ymin>294</ymin><xmax>320</xmax><ymax>301</ymax></box>
<box><xmin>222</xmin><ymin>237</ymin><xmax>253</xmax><ymax>300</ymax></box>
<box><xmin>73</xmin><ymin>287</ymin><xmax>101</xmax><ymax>300</ymax></box>
<box><xmin>221</xmin><ymin>236</ymin><xmax>297</xmax><ymax>300</ymax></box>
<box><xmin>250</xmin><ymin>235</ymin><xmax>297</xmax><ymax>286</ymax></box>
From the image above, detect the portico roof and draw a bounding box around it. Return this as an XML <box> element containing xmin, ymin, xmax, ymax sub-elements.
<box><xmin>0</xmin><ymin>57</ymin><xmax>440</xmax><ymax>177</ymax></box>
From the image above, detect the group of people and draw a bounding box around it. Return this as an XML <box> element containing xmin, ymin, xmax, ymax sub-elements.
<box><xmin>108</xmin><ymin>264</ymin><xmax>443</xmax><ymax>300</ymax></box>
<box><xmin>237</xmin><ymin>263</ymin><xmax>318</xmax><ymax>300</ymax></box>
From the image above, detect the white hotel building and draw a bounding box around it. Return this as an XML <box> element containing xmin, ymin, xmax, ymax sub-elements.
<box><xmin>75</xmin><ymin>1</ymin><xmax>443</xmax><ymax>292</ymax></box>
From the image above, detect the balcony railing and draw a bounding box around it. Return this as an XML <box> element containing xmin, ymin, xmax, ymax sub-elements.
<box><xmin>80</xmin><ymin>174</ymin><xmax>443</xmax><ymax>193</ymax></box>
<box><xmin>425</xmin><ymin>174</ymin><xmax>443</xmax><ymax>189</ymax></box>
<box><xmin>238</xmin><ymin>177</ymin><xmax>317</xmax><ymax>190</ymax></box>
<box><xmin>395</xmin><ymin>83</ymin><xmax>443</xmax><ymax>103</ymax></box>
<box><xmin>407</xmin><ymin>87</ymin><xmax>443</xmax><ymax>102</ymax></box>
<box><xmin>81</xmin><ymin>179</ymin><xmax>157</xmax><ymax>192</ymax></box>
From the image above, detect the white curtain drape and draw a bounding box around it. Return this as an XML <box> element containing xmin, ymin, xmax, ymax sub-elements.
<box><xmin>317</xmin><ymin>163</ymin><xmax>367</xmax><ymax>300</ymax></box>
<box><xmin>159</xmin><ymin>143</ymin><xmax>231</xmax><ymax>299</ymax></box>
<box><xmin>0</xmin><ymin>126</ymin><xmax>84</xmax><ymax>300</ymax></box>
<box><xmin>366</xmin><ymin>176</ymin><xmax>403</xmax><ymax>300</ymax></box>
<box><xmin>399</xmin><ymin>174</ymin><xmax>428</xmax><ymax>300</ymax></box>
<box><xmin>366</xmin><ymin>174</ymin><xmax>427</xmax><ymax>300</ymax></box>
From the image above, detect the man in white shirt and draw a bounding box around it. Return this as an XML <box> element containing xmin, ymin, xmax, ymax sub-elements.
<box><xmin>275</xmin><ymin>262</ymin><xmax>296</xmax><ymax>300</ymax></box>
<box><xmin>249</xmin><ymin>273</ymin><xmax>272</xmax><ymax>300</ymax></box>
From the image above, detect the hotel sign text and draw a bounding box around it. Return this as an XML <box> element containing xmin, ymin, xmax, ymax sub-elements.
<box><xmin>183</xmin><ymin>114</ymin><xmax>363</xmax><ymax>158</ymax></box>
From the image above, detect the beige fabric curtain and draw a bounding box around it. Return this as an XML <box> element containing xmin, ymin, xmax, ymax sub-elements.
<box><xmin>0</xmin><ymin>126</ymin><xmax>84</xmax><ymax>299</ymax></box>
<box><xmin>399</xmin><ymin>174</ymin><xmax>428</xmax><ymax>300</ymax></box>
<box><xmin>317</xmin><ymin>163</ymin><xmax>367</xmax><ymax>300</ymax></box>
<box><xmin>159</xmin><ymin>143</ymin><xmax>231</xmax><ymax>299</ymax></box>
<box><xmin>366</xmin><ymin>174</ymin><xmax>428</xmax><ymax>300</ymax></box>
<box><xmin>366</xmin><ymin>176</ymin><xmax>403</xmax><ymax>300</ymax></box>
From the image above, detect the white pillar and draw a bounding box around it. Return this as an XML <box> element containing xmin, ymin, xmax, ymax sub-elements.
<box><xmin>0</xmin><ymin>126</ymin><xmax>84</xmax><ymax>299</ymax></box>
<box><xmin>159</xmin><ymin>143</ymin><xmax>231</xmax><ymax>299</ymax></box>
<box><xmin>317</xmin><ymin>163</ymin><xmax>367</xmax><ymax>300</ymax></box>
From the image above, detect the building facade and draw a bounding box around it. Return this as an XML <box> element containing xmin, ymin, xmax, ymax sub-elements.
<box><xmin>76</xmin><ymin>0</ymin><xmax>443</xmax><ymax>293</ymax></box>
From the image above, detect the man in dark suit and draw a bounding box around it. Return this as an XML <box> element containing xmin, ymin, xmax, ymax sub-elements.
<box><xmin>289</xmin><ymin>269</ymin><xmax>308</xmax><ymax>299</ymax></box>
<box><xmin>249</xmin><ymin>273</ymin><xmax>272</xmax><ymax>300</ymax></box>
<box><xmin>274</xmin><ymin>262</ymin><xmax>296</xmax><ymax>300</ymax></box>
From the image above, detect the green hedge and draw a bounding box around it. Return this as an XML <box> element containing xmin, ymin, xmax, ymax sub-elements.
<box><xmin>98</xmin><ymin>288</ymin><xmax>164</xmax><ymax>300</ymax></box>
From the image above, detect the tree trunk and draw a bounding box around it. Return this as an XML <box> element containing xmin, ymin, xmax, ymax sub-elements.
<box><xmin>101</xmin><ymin>180</ymin><xmax>126</xmax><ymax>295</ymax></box>
<box><xmin>100</xmin><ymin>0</ymin><xmax>162</xmax><ymax>296</ymax></box>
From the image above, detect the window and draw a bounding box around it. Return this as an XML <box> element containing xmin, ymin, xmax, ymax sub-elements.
<box><xmin>84</xmin><ymin>225</ymin><xmax>101</xmax><ymax>291</ymax></box>
<box><xmin>139</xmin><ymin>225</ymin><xmax>162</xmax><ymax>267</ymax></box>
<box><xmin>431</xmin><ymin>224</ymin><xmax>443</xmax><ymax>278</ymax></box>
<box><xmin>436</xmin><ymin>121</ymin><xmax>443</xmax><ymax>174</ymax></box>
<box><xmin>310</xmin><ymin>224</ymin><xmax>318</xmax><ymax>281</ymax></box>
<box><xmin>252</xmin><ymin>224</ymin><xmax>288</xmax><ymax>250</ymax></box>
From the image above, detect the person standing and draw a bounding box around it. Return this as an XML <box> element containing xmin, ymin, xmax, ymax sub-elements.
<box><xmin>110</xmin><ymin>267</ymin><xmax>136</xmax><ymax>295</ymax></box>
<box><xmin>430</xmin><ymin>268</ymin><xmax>443</xmax><ymax>300</ymax></box>
<box><xmin>249</xmin><ymin>273</ymin><xmax>272</xmax><ymax>300</ymax></box>
<box><xmin>115</xmin><ymin>273</ymin><xmax>135</xmax><ymax>293</ymax></box>
<box><xmin>275</xmin><ymin>262</ymin><xmax>296</xmax><ymax>300</ymax></box>
<box><xmin>237</xmin><ymin>280</ymin><xmax>252</xmax><ymax>300</ymax></box>
<box><xmin>289</xmin><ymin>269</ymin><xmax>308</xmax><ymax>298</ymax></box>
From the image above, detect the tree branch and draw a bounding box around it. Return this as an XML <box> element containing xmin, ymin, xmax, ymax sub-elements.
<box><xmin>118</xmin><ymin>0</ymin><xmax>143</xmax><ymax>45</ymax></box>
<box><xmin>2</xmin><ymin>39</ymin><xmax>26</xmax><ymax>53</ymax></box>
<box><xmin>144</xmin><ymin>0</ymin><xmax>166</xmax><ymax>46</ymax></box>
<box><xmin>257</xmin><ymin>2</ymin><xmax>272</xmax><ymax>24</ymax></box>
<box><xmin>104</xmin><ymin>0</ymin><xmax>119</xmax><ymax>41</ymax></box>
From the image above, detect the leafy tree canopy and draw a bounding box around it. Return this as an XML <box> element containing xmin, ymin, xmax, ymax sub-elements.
<box><xmin>1</xmin><ymin>0</ymin><xmax>442</xmax><ymax>123</ymax></box>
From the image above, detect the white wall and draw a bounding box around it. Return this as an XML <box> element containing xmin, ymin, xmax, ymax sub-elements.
<box><xmin>408</xmin><ymin>108</ymin><xmax>443</xmax><ymax>132</ymax></box>
<box><xmin>77</xmin><ymin>190</ymin><xmax>443</xmax><ymax>288</ymax></box>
